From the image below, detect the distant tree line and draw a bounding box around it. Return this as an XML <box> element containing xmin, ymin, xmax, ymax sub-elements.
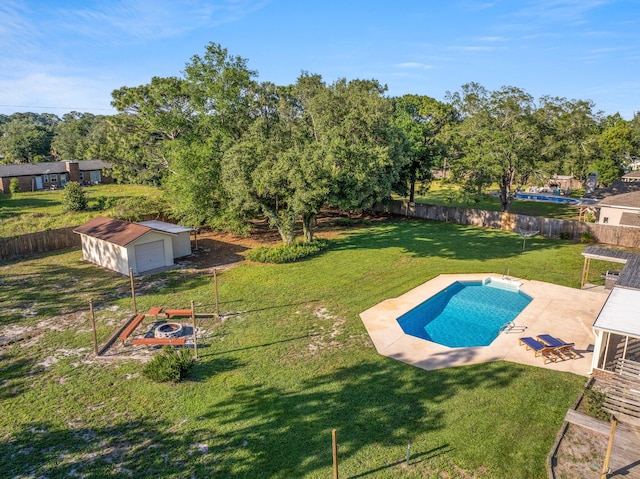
<box><xmin>2</xmin><ymin>42</ymin><xmax>640</xmax><ymax>243</ymax></box>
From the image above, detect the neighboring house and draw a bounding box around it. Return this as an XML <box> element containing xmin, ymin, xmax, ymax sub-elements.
<box><xmin>548</xmin><ymin>174</ymin><xmax>581</xmax><ymax>191</ymax></box>
<box><xmin>0</xmin><ymin>160</ymin><xmax>112</xmax><ymax>194</ymax></box>
<box><xmin>597</xmin><ymin>191</ymin><xmax>640</xmax><ymax>228</ymax></box>
<box><xmin>586</xmin><ymin>247</ymin><xmax>640</xmax><ymax>375</ymax></box>
<box><xmin>621</xmin><ymin>170</ymin><xmax>640</xmax><ymax>182</ymax></box>
<box><xmin>74</xmin><ymin>216</ymin><xmax>192</xmax><ymax>275</ymax></box>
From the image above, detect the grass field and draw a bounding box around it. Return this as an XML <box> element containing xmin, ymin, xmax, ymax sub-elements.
<box><xmin>410</xmin><ymin>182</ymin><xmax>582</xmax><ymax>220</ymax></box>
<box><xmin>0</xmin><ymin>218</ymin><xmax>618</xmax><ymax>478</ymax></box>
<box><xmin>0</xmin><ymin>184</ymin><xmax>163</xmax><ymax>237</ymax></box>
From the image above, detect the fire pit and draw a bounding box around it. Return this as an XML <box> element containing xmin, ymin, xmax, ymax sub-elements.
<box><xmin>154</xmin><ymin>322</ymin><xmax>184</xmax><ymax>339</ymax></box>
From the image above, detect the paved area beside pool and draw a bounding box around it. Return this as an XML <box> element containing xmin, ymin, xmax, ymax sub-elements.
<box><xmin>359</xmin><ymin>274</ymin><xmax>610</xmax><ymax>376</ymax></box>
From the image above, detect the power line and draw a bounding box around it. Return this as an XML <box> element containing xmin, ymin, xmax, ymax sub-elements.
<box><xmin>0</xmin><ymin>104</ymin><xmax>115</xmax><ymax>112</ymax></box>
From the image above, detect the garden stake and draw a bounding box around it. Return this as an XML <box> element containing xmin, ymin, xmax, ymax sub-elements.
<box><xmin>129</xmin><ymin>268</ymin><xmax>137</xmax><ymax>314</ymax></box>
<box><xmin>191</xmin><ymin>300</ymin><xmax>198</xmax><ymax>359</ymax></box>
<box><xmin>214</xmin><ymin>269</ymin><xmax>220</xmax><ymax>319</ymax></box>
<box><xmin>332</xmin><ymin>429</ymin><xmax>338</xmax><ymax>479</ymax></box>
<box><xmin>406</xmin><ymin>440</ymin><xmax>412</xmax><ymax>466</ymax></box>
<box><xmin>89</xmin><ymin>298</ymin><xmax>98</xmax><ymax>356</ymax></box>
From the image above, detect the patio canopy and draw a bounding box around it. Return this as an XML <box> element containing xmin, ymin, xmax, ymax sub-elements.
<box><xmin>593</xmin><ymin>287</ymin><xmax>640</xmax><ymax>338</ymax></box>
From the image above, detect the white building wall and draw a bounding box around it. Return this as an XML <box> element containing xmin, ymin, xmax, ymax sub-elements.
<box><xmin>172</xmin><ymin>232</ymin><xmax>192</xmax><ymax>258</ymax></box>
<box><xmin>80</xmin><ymin>235</ymin><xmax>130</xmax><ymax>275</ymax></box>
<box><xmin>599</xmin><ymin>206</ymin><xmax>625</xmax><ymax>226</ymax></box>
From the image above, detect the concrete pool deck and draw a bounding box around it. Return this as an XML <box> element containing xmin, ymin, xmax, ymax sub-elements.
<box><xmin>359</xmin><ymin>274</ymin><xmax>610</xmax><ymax>376</ymax></box>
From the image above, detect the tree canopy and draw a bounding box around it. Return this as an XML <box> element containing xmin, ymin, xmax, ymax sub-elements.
<box><xmin>3</xmin><ymin>42</ymin><xmax>640</xmax><ymax>240</ymax></box>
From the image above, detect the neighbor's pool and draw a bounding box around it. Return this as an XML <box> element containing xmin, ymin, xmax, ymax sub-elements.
<box><xmin>397</xmin><ymin>280</ymin><xmax>532</xmax><ymax>348</ymax></box>
<box><xmin>515</xmin><ymin>192</ymin><xmax>581</xmax><ymax>205</ymax></box>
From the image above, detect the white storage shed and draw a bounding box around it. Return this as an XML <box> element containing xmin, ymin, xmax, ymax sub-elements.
<box><xmin>74</xmin><ymin>216</ymin><xmax>178</xmax><ymax>275</ymax></box>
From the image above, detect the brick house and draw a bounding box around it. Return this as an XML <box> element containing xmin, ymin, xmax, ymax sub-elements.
<box><xmin>0</xmin><ymin>160</ymin><xmax>112</xmax><ymax>193</ymax></box>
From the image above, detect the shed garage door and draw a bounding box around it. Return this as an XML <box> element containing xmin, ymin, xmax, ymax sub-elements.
<box><xmin>135</xmin><ymin>240</ymin><xmax>165</xmax><ymax>272</ymax></box>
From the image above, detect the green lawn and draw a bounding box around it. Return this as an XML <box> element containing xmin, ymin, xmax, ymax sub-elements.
<box><xmin>409</xmin><ymin>182</ymin><xmax>582</xmax><ymax>220</ymax></box>
<box><xmin>0</xmin><ymin>219</ymin><xmax>617</xmax><ymax>478</ymax></box>
<box><xmin>0</xmin><ymin>184</ymin><xmax>162</xmax><ymax>237</ymax></box>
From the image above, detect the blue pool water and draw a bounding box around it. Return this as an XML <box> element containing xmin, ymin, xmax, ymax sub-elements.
<box><xmin>515</xmin><ymin>192</ymin><xmax>580</xmax><ymax>205</ymax></box>
<box><xmin>397</xmin><ymin>281</ymin><xmax>532</xmax><ymax>348</ymax></box>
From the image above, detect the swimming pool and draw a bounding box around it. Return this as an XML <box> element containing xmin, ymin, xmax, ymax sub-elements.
<box><xmin>396</xmin><ymin>280</ymin><xmax>532</xmax><ymax>348</ymax></box>
<box><xmin>515</xmin><ymin>192</ymin><xmax>580</xmax><ymax>205</ymax></box>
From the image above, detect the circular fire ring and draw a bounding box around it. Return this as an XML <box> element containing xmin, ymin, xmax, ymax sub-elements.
<box><xmin>155</xmin><ymin>322</ymin><xmax>184</xmax><ymax>338</ymax></box>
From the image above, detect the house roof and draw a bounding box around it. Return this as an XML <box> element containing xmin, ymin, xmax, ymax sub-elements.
<box><xmin>137</xmin><ymin>220</ymin><xmax>193</xmax><ymax>234</ymax></box>
<box><xmin>0</xmin><ymin>160</ymin><xmax>111</xmax><ymax>178</ymax></box>
<box><xmin>583</xmin><ymin>180</ymin><xmax>640</xmax><ymax>199</ymax></box>
<box><xmin>593</xmin><ymin>287</ymin><xmax>640</xmax><ymax>338</ymax></box>
<box><xmin>622</xmin><ymin>170</ymin><xmax>640</xmax><ymax>180</ymax></box>
<box><xmin>620</xmin><ymin>212</ymin><xmax>640</xmax><ymax>228</ymax></box>
<box><xmin>598</xmin><ymin>191</ymin><xmax>640</xmax><ymax>209</ymax></box>
<box><xmin>74</xmin><ymin>216</ymin><xmax>153</xmax><ymax>246</ymax></box>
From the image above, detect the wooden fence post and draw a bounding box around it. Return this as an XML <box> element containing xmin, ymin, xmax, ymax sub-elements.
<box><xmin>89</xmin><ymin>298</ymin><xmax>98</xmax><ymax>356</ymax></box>
<box><xmin>214</xmin><ymin>269</ymin><xmax>220</xmax><ymax>319</ymax></box>
<box><xmin>332</xmin><ymin>429</ymin><xmax>338</xmax><ymax>479</ymax></box>
<box><xmin>129</xmin><ymin>268</ymin><xmax>137</xmax><ymax>315</ymax></box>
<box><xmin>191</xmin><ymin>300</ymin><xmax>198</xmax><ymax>360</ymax></box>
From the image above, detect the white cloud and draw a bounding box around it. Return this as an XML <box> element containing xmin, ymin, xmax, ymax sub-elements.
<box><xmin>515</xmin><ymin>0</ymin><xmax>612</xmax><ymax>24</ymax></box>
<box><xmin>447</xmin><ymin>45</ymin><xmax>495</xmax><ymax>52</ymax></box>
<box><xmin>395</xmin><ymin>62</ymin><xmax>434</xmax><ymax>70</ymax></box>
<box><xmin>54</xmin><ymin>0</ymin><xmax>269</xmax><ymax>42</ymax></box>
<box><xmin>0</xmin><ymin>69</ymin><xmax>117</xmax><ymax>114</ymax></box>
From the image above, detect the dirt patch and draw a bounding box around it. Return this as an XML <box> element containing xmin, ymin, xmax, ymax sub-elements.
<box><xmin>554</xmin><ymin>424</ymin><xmax>607</xmax><ymax>479</ymax></box>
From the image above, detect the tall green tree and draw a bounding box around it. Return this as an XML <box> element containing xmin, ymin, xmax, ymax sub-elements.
<box><xmin>392</xmin><ymin>94</ymin><xmax>458</xmax><ymax>202</ymax></box>
<box><xmin>316</xmin><ymin>78</ymin><xmax>405</xmax><ymax>213</ymax></box>
<box><xmin>0</xmin><ymin>119</ymin><xmax>52</xmax><ymax>163</ymax></box>
<box><xmin>224</xmin><ymin>74</ymin><xmax>405</xmax><ymax>244</ymax></box>
<box><xmin>593</xmin><ymin>115</ymin><xmax>633</xmax><ymax>185</ymax></box>
<box><xmin>51</xmin><ymin>112</ymin><xmax>106</xmax><ymax>160</ymax></box>
<box><xmin>447</xmin><ymin>84</ymin><xmax>541</xmax><ymax>211</ymax></box>
<box><xmin>109</xmin><ymin>76</ymin><xmax>195</xmax><ymax>184</ymax></box>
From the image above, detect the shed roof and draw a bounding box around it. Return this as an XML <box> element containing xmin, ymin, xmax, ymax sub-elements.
<box><xmin>74</xmin><ymin>216</ymin><xmax>153</xmax><ymax>246</ymax></box>
<box><xmin>593</xmin><ymin>287</ymin><xmax>640</xmax><ymax>338</ymax></box>
<box><xmin>582</xmin><ymin>246</ymin><xmax>640</xmax><ymax>289</ymax></box>
<box><xmin>622</xmin><ymin>170</ymin><xmax>640</xmax><ymax>180</ymax></box>
<box><xmin>617</xmin><ymin>255</ymin><xmax>640</xmax><ymax>289</ymax></box>
<box><xmin>137</xmin><ymin>220</ymin><xmax>192</xmax><ymax>234</ymax></box>
<box><xmin>582</xmin><ymin>246</ymin><xmax>637</xmax><ymax>263</ymax></box>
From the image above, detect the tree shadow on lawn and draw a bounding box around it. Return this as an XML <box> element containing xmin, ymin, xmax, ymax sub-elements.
<box><xmin>0</xmin><ymin>197</ymin><xmax>59</xmax><ymax>219</ymax></box>
<box><xmin>0</xmin><ymin>361</ymin><xmax>526</xmax><ymax>478</ymax></box>
<box><xmin>0</xmin><ymin>351</ymin><xmax>39</xmax><ymax>400</ymax></box>
<box><xmin>0</xmin><ymin>251</ymin><xmax>132</xmax><ymax>328</ymax></box>
<box><xmin>0</xmin><ymin>417</ymin><xmax>228</xmax><ymax>478</ymax></box>
<box><xmin>331</xmin><ymin>219</ymin><xmax>565</xmax><ymax>261</ymax></box>
<box><xmin>201</xmin><ymin>360</ymin><xmax>525</xmax><ymax>477</ymax></box>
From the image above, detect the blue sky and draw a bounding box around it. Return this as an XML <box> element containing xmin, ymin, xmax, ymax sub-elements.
<box><xmin>1</xmin><ymin>0</ymin><xmax>639</xmax><ymax>118</ymax></box>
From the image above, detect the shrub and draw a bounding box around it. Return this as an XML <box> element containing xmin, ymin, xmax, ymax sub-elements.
<box><xmin>582</xmin><ymin>388</ymin><xmax>609</xmax><ymax>421</ymax></box>
<box><xmin>9</xmin><ymin>178</ymin><xmax>19</xmax><ymax>194</ymax></box>
<box><xmin>112</xmin><ymin>196</ymin><xmax>169</xmax><ymax>222</ymax></box>
<box><xmin>94</xmin><ymin>196</ymin><xmax>118</xmax><ymax>211</ymax></box>
<box><xmin>333</xmin><ymin>217</ymin><xmax>371</xmax><ymax>227</ymax></box>
<box><xmin>62</xmin><ymin>181</ymin><xmax>88</xmax><ymax>212</ymax></box>
<box><xmin>142</xmin><ymin>346</ymin><xmax>194</xmax><ymax>383</ymax></box>
<box><xmin>580</xmin><ymin>231</ymin><xmax>596</xmax><ymax>244</ymax></box>
<box><xmin>246</xmin><ymin>239</ymin><xmax>330</xmax><ymax>263</ymax></box>
<box><xmin>559</xmin><ymin>231</ymin><xmax>571</xmax><ymax>240</ymax></box>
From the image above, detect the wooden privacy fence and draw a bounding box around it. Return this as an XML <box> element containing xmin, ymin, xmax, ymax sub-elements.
<box><xmin>381</xmin><ymin>200</ymin><xmax>640</xmax><ymax>248</ymax></box>
<box><xmin>0</xmin><ymin>226</ymin><xmax>80</xmax><ymax>260</ymax></box>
